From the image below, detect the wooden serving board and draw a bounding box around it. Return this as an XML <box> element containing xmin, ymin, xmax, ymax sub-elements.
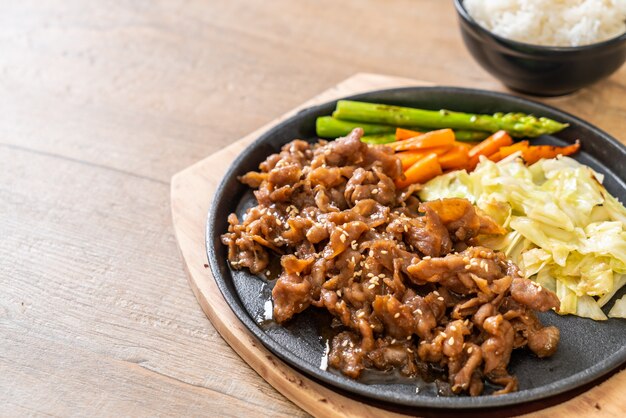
<box><xmin>170</xmin><ymin>73</ymin><xmax>625</xmax><ymax>417</ymax></box>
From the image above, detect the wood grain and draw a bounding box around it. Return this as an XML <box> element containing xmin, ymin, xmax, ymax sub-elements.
<box><xmin>172</xmin><ymin>73</ymin><xmax>626</xmax><ymax>418</ymax></box>
<box><xmin>1</xmin><ymin>1</ymin><xmax>625</xmax><ymax>416</ymax></box>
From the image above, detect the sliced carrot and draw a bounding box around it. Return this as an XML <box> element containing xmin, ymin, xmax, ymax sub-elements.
<box><xmin>395</xmin><ymin>153</ymin><xmax>442</xmax><ymax>189</ymax></box>
<box><xmin>521</xmin><ymin>141</ymin><xmax>581</xmax><ymax>165</ymax></box>
<box><xmin>468</xmin><ymin>130</ymin><xmax>514</xmax><ymax>169</ymax></box>
<box><xmin>396</xmin><ymin>146</ymin><xmax>452</xmax><ymax>170</ymax></box>
<box><xmin>455</xmin><ymin>141</ymin><xmax>479</xmax><ymax>150</ymax></box>
<box><xmin>438</xmin><ymin>145</ymin><xmax>470</xmax><ymax>170</ymax></box>
<box><xmin>388</xmin><ymin>129</ymin><xmax>456</xmax><ymax>151</ymax></box>
<box><xmin>396</xmin><ymin>127</ymin><xmax>423</xmax><ymax>141</ymax></box>
<box><xmin>499</xmin><ymin>140</ymin><xmax>530</xmax><ymax>158</ymax></box>
<box><xmin>488</xmin><ymin>151</ymin><xmax>503</xmax><ymax>162</ymax></box>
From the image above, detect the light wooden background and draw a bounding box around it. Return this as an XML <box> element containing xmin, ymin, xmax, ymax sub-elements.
<box><xmin>1</xmin><ymin>1</ymin><xmax>624</xmax><ymax>417</ymax></box>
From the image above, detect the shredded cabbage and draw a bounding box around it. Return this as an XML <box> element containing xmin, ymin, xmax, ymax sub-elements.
<box><xmin>609</xmin><ymin>296</ymin><xmax>626</xmax><ymax>318</ymax></box>
<box><xmin>419</xmin><ymin>155</ymin><xmax>626</xmax><ymax>320</ymax></box>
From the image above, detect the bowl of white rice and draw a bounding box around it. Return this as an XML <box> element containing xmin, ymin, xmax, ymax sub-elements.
<box><xmin>454</xmin><ymin>0</ymin><xmax>626</xmax><ymax>95</ymax></box>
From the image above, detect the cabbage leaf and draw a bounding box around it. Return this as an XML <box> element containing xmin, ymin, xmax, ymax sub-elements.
<box><xmin>419</xmin><ymin>156</ymin><xmax>626</xmax><ymax>320</ymax></box>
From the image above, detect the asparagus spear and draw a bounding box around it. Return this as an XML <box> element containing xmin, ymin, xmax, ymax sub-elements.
<box><xmin>316</xmin><ymin>116</ymin><xmax>395</xmax><ymax>137</ymax></box>
<box><xmin>360</xmin><ymin>134</ymin><xmax>397</xmax><ymax>145</ymax></box>
<box><xmin>316</xmin><ymin>116</ymin><xmax>490</xmax><ymax>142</ymax></box>
<box><xmin>332</xmin><ymin>100</ymin><xmax>568</xmax><ymax>138</ymax></box>
<box><xmin>453</xmin><ymin>130</ymin><xmax>490</xmax><ymax>142</ymax></box>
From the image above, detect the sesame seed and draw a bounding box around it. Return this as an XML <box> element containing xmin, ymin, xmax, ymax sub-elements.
<box><xmin>423</xmin><ymin>256</ymin><xmax>431</xmax><ymax>260</ymax></box>
<box><xmin>351</xmin><ymin>241</ymin><xmax>358</xmax><ymax>250</ymax></box>
<box><xmin>372</xmin><ymin>189</ymin><xmax>379</xmax><ymax>195</ymax></box>
<box><xmin>438</xmin><ymin>297</ymin><xmax>444</xmax><ymax>301</ymax></box>
<box><xmin>367</xmin><ymin>272</ymin><xmax>375</xmax><ymax>277</ymax></box>
<box><xmin>406</xmin><ymin>336</ymin><xmax>412</xmax><ymax>340</ymax></box>
<box><xmin>266</xmin><ymin>270</ymin><xmax>271</xmax><ymax>276</ymax></box>
<box><xmin>358</xmin><ymin>311</ymin><xmax>366</xmax><ymax>318</ymax></box>
<box><xmin>340</xmin><ymin>234</ymin><xmax>346</xmax><ymax>243</ymax></box>
<box><xmin>391</xmin><ymin>339</ymin><xmax>397</xmax><ymax>344</ymax></box>
<box><xmin>370</xmin><ymin>324</ymin><xmax>376</xmax><ymax>329</ymax></box>
<box><xmin>415</xmin><ymin>309</ymin><xmax>423</xmax><ymax>315</ymax></box>
<box><xmin>403</xmin><ymin>225</ymin><xmax>409</xmax><ymax>232</ymax></box>
<box><xmin>342</xmin><ymin>340</ymin><xmax>349</xmax><ymax>347</ymax></box>
<box><xmin>407</xmin><ymin>348</ymin><xmax>414</xmax><ymax>353</ymax></box>
<box><xmin>381</xmin><ymin>250</ymin><xmax>388</xmax><ymax>255</ymax></box>
<box><xmin>448</xmin><ymin>337</ymin><xmax>454</xmax><ymax>345</ymax></box>
<box><xmin>450</xmin><ymin>325</ymin><xmax>457</xmax><ymax>331</ymax></box>
<box><xmin>368</xmin><ymin>284</ymin><xmax>376</xmax><ymax>290</ymax></box>
<box><xmin>433</xmin><ymin>290</ymin><xmax>440</xmax><ymax>296</ymax></box>
<box><xmin>369</xmin><ymin>250</ymin><xmax>374</xmax><ymax>257</ymax></box>
<box><xmin>336</xmin><ymin>290</ymin><xmax>342</xmax><ymax>297</ymax></box>
<box><xmin>464</xmin><ymin>265</ymin><xmax>471</xmax><ymax>270</ymax></box>
<box><xmin>467</xmin><ymin>347</ymin><xmax>473</xmax><ymax>354</ymax></box>
<box><xmin>378</xmin><ymin>273</ymin><xmax>385</xmax><ymax>278</ymax></box>
<box><xmin>394</xmin><ymin>313</ymin><xmax>400</xmax><ymax>318</ymax></box>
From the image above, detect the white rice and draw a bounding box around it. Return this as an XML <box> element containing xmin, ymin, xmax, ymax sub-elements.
<box><xmin>464</xmin><ymin>0</ymin><xmax>626</xmax><ymax>47</ymax></box>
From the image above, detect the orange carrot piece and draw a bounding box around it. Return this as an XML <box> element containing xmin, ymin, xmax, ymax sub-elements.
<box><xmin>488</xmin><ymin>151</ymin><xmax>503</xmax><ymax>162</ymax></box>
<box><xmin>455</xmin><ymin>141</ymin><xmax>479</xmax><ymax>150</ymax></box>
<box><xmin>388</xmin><ymin>129</ymin><xmax>456</xmax><ymax>151</ymax></box>
<box><xmin>397</xmin><ymin>151</ymin><xmax>428</xmax><ymax>170</ymax></box>
<box><xmin>438</xmin><ymin>145</ymin><xmax>470</xmax><ymax>170</ymax></box>
<box><xmin>499</xmin><ymin>140</ymin><xmax>530</xmax><ymax>158</ymax></box>
<box><xmin>396</xmin><ymin>128</ymin><xmax>423</xmax><ymax>141</ymax></box>
<box><xmin>468</xmin><ymin>130</ymin><xmax>514</xmax><ymax>168</ymax></box>
<box><xmin>395</xmin><ymin>153</ymin><xmax>442</xmax><ymax>189</ymax></box>
<box><xmin>396</xmin><ymin>146</ymin><xmax>452</xmax><ymax>170</ymax></box>
<box><xmin>521</xmin><ymin>141</ymin><xmax>581</xmax><ymax>165</ymax></box>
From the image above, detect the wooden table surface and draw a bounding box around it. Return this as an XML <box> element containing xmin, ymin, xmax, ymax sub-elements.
<box><xmin>1</xmin><ymin>1</ymin><xmax>624</xmax><ymax>417</ymax></box>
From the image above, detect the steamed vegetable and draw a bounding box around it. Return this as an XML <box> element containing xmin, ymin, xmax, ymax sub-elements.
<box><xmin>387</xmin><ymin>129</ymin><xmax>455</xmax><ymax>151</ymax></box>
<box><xmin>439</xmin><ymin>145</ymin><xmax>470</xmax><ymax>170</ymax></box>
<box><xmin>360</xmin><ymin>134</ymin><xmax>397</xmax><ymax>145</ymax></box>
<box><xmin>394</xmin><ymin>127</ymin><xmax>489</xmax><ymax>143</ymax></box>
<box><xmin>316</xmin><ymin>116</ymin><xmax>396</xmax><ymax>137</ymax></box>
<box><xmin>468</xmin><ymin>130</ymin><xmax>514</xmax><ymax>168</ymax></box>
<box><xmin>332</xmin><ymin>100</ymin><xmax>568</xmax><ymax>138</ymax></box>
<box><xmin>419</xmin><ymin>155</ymin><xmax>626</xmax><ymax>320</ymax></box>
<box><xmin>520</xmin><ymin>142</ymin><xmax>581</xmax><ymax>165</ymax></box>
<box><xmin>315</xmin><ymin>117</ymin><xmax>490</xmax><ymax>142</ymax></box>
<box><xmin>395</xmin><ymin>127</ymin><xmax>424</xmax><ymax>140</ymax></box>
<box><xmin>396</xmin><ymin>147</ymin><xmax>452</xmax><ymax>170</ymax></box>
<box><xmin>395</xmin><ymin>153</ymin><xmax>442</xmax><ymax>189</ymax></box>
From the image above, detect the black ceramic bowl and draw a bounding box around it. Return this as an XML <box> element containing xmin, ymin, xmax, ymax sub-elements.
<box><xmin>454</xmin><ymin>0</ymin><xmax>626</xmax><ymax>96</ymax></box>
